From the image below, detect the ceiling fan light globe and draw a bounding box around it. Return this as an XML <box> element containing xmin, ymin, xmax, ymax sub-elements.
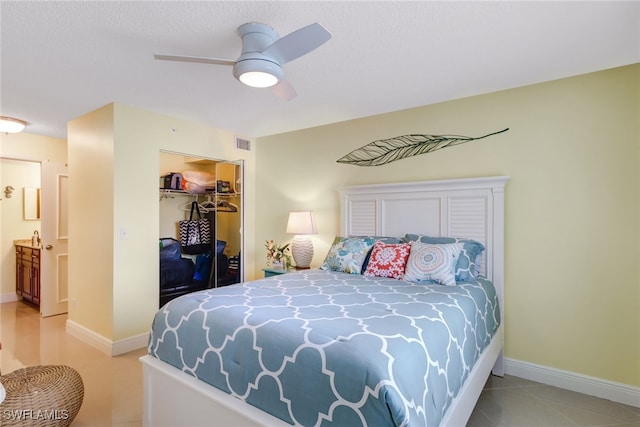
<box><xmin>239</xmin><ymin>71</ymin><xmax>279</xmax><ymax>88</ymax></box>
<box><xmin>234</xmin><ymin>59</ymin><xmax>283</xmax><ymax>88</ymax></box>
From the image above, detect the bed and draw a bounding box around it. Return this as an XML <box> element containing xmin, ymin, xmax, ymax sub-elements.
<box><xmin>141</xmin><ymin>176</ymin><xmax>508</xmax><ymax>426</ymax></box>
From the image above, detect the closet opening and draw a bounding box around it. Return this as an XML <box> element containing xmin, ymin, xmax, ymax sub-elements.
<box><xmin>158</xmin><ymin>151</ymin><xmax>243</xmax><ymax>308</ymax></box>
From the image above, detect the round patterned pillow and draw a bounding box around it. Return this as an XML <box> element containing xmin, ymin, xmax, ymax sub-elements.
<box><xmin>403</xmin><ymin>242</ymin><xmax>463</xmax><ymax>286</ymax></box>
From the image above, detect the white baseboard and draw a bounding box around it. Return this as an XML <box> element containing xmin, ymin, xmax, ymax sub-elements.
<box><xmin>0</xmin><ymin>293</ymin><xmax>19</xmax><ymax>304</ymax></box>
<box><xmin>113</xmin><ymin>331</ymin><xmax>149</xmax><ymax>356</ymax></box>
<box><xmin>66</xmin><ymin>319</ymin><xmax>148</xmax><ymax>356</ymax></box>
<box><xmin>505</xmin><ymin>357</ymin><xmax>640</xmax><ymax>408</ymax></box>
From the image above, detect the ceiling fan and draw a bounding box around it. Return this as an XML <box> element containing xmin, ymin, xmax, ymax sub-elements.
<box><xmin>154</xmin><ymin>22</ymin><xmax>332</xmax><ymax>100</ymax></box>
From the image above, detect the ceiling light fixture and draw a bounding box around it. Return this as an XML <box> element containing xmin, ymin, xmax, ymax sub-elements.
<box><xmin>0</xmin><ymin>116</ymin><xmax>27</xmax><ymax>133</ymax></box>
<box><xmin>238</xmin><ymin>71</ymin><xmax>279</xmax><ymax>88</ymax></box>
<box><xmin>234</xmin><ymin>59</ymin><xmax>283</xmax><ymax>88</ymax></box>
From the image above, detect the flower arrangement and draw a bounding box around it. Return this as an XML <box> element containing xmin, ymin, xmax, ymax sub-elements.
<box><xmin>265</xmin><ymin>240</ymin><xmax>292</xmax><ymax>268</ymax></box>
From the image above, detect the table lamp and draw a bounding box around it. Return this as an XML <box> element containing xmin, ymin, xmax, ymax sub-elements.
<box><xmin>286</xmin><ymin>211</ymin><xmax>317</xmax><ymax>269</ymax></box>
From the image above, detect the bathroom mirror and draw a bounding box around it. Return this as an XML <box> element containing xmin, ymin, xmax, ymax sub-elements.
<box><xmin>23</xmin><ymin>187</ymin><xmax>40</xmax><ymax>220</ymax></box>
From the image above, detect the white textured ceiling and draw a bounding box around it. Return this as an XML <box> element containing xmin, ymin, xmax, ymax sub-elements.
<box><xmin>1</xmin><ymin>1</ymin><xmax>639</xmax><ymax>139</ymax></box>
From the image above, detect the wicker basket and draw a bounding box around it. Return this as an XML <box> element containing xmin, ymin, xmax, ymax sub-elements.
<box><xmin>0</xmin><ymin>365</ymin><xmax>84</xmax><ymax>426</ymax></box>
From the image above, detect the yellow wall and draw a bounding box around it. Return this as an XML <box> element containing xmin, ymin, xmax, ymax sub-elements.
<box><xmin>0</xmin><ymin>133</ymin><xmax>67</xmax><ymax>301</ymax></box>
<box><xmin>68</xmin><ymin>103</ymin><xmax>256</xmax><ymax>343</ymax></box>
<box><xmin>0</xmin><ymin>132</ymin><xmax>67</xmax><ymax>163</ymax></box>
<box><xmin>67</xmin><ymin>104</ymin><xmax>115</xmax><ymax>339</ymax></box>
<box><xmin>255</xmin><ymin>64</ymin><xmax>640</xmax><ymax>387</ymax></box>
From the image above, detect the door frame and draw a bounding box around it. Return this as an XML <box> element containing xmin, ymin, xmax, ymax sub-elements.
<box><xmin>0</xmin><ymin>156</ymin><xmax>41</xmax><ymax>304</ymax></box>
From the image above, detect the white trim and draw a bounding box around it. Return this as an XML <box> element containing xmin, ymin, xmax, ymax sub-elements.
<box><xmin>505</xmin><ymin>358</ymin><xmax>640</xmax><ymax>408</ymax></box>
<box><xmin>113</xmin><ymin>332</ymin><xmax>149</xmax><ymax>356</ymax></box>
<box><xmin>66</xmin><ymin>319</ymin><xmax>147</xmax><ymax>356</ymax></box>
<box><xmin>0</xmin><ymin>293</ymin><xmax>19</xmax><ymax>304</ymax></box>
<box><xmin>66</xmin><ymin>320</ymin><xmax>112</xmax><ymax>355</ymax></box>
<box><xmin>141</xmin><ymin>355</ymin><xmax>289</xmax><ymax>427</ymax></box>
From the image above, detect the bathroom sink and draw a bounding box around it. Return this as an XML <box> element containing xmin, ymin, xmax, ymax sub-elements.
<box><xmin>14</xmin><ymin>239</ymin><xmax>39</xmax><ymax>248</ymax></box>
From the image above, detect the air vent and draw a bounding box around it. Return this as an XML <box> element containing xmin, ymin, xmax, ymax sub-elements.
<box><xmin>235</xmin><ymin>137</ymin><xmax>251</xmax><ymax>151</ymax></box>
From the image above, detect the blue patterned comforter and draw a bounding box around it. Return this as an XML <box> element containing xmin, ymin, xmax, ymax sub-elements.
<box><xmin>148</xmin><ymin>269</ymin><xmax>500</xmax><ymax>426</ymax></box>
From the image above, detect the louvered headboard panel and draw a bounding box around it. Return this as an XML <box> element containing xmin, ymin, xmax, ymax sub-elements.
<box><xmin>338</xmin><ymin>176</ymin><xmax>508</xmax><ymax>307</ymax></box>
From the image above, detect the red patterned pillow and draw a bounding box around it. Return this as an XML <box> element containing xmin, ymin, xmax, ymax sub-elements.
<box><xmin>364</xmin><ymin>241</ymin><xmax>411</xmax><ymax>279</ymax></box>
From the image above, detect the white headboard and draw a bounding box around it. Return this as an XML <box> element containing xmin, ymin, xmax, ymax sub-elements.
<box><xmin>338</xmin><ymin>176</ymin><xmax>508</xmax><ymax>313</ymax></box>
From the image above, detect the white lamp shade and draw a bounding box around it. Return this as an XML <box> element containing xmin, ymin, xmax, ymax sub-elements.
<box><xmin>286</xmin><ymin>211</ymin><xmax>317</xmax><ymax>268</ymax></box>
<box><xmin>286</xmin><ymin>211</ymin><xmax>317</xmax><ymax>235</ymax></box>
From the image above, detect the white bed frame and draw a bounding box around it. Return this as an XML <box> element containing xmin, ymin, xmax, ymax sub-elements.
<box><xmin>140</xmin><ymin>176</ymin><xmax>508</xmax><ymax>427</ymax></box>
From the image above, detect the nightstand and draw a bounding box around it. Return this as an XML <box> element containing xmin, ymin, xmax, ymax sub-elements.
<box><xmin>262</xmin><ymin>267</ymin><xmax>296</xmax><ymax>278</ymax></box>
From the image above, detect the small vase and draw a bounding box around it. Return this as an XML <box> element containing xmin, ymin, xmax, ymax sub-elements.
<box><xmin>271</xmin><ymin>260</ymin><xmax>284</xmax><ymax>270</ymax></box>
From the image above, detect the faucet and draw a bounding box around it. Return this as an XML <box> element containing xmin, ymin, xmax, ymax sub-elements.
<box><xmin>32</xmin><ymin>230</ymin><xmax>40</xmax><ymax>247</ymax></box>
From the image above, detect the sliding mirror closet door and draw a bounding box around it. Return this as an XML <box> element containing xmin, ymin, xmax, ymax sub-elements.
<box><xmin>213</xmin><ymin>160</ymin><xmax>243</xmax><ymax>287</ymax></box>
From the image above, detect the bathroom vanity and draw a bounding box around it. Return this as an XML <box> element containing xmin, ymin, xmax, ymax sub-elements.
<box><xmin>15</xmin><ymin>241</ymin><xmax>41</xmax><ymax>307</ymax></box>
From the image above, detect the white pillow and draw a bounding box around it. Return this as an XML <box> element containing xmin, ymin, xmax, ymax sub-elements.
<box><xmin>404</xmin><ymin>242</ymin><xmax>463</xmax><ymax>286</ymax></box>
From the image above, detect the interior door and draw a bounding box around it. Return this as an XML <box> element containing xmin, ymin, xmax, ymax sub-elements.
<box><xmin>40</xmin><ymin>161</ymin><xmax>69</xmax><ymax>317</ymax></box>
<box><xmin>233</xmin><ymin>160</ymin><xmax>244</xmax><ymax>283</ymax></box>
<box><xmin>232</xmin><ymin>160</ymin><xmax>245</xmax><ymax>282</ymax></box>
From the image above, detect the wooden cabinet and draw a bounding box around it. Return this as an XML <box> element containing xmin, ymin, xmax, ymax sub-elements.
<box><xmin>15</xmin><ymin>245</ymin><xmax>40</xmax><ymax>306</ymax></box>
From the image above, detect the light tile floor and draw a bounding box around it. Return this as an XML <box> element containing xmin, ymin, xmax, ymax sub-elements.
<box><xmin>469</xmin><ymin>375</ymin><xmax>640</xmax><ymax>427</ymax></box>
<box><xmin>1</xmin><ymin>300</ymin><xmax>639</xmax><ymax>427</ymax></box>
<box><xmin>1</xmin><ymin>301</ymin><xmax>145</xmax><ymax>426</ymax></box>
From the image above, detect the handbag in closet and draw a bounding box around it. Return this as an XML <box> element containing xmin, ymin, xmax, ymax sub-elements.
<box><xmin>178</xmin><ymin>201</ymin><xmax>212</xmax><ymax>255</ymax></box>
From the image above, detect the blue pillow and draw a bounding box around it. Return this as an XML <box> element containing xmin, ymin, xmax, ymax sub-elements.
<box><xmin>320</xmin><ymin>236</ymin><xmax>376</xmax><ymax>274</ymax></box>
<box><xmin>402</xmin><ymin>234</ymin><xmax>485</xmax><ymax>282</ymax></box>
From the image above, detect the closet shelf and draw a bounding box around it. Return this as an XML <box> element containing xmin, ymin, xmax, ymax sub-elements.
<box><xmin>159</xmin><ymin>188</ymin><xmax>240</xmax><ymax>197</ymax></box>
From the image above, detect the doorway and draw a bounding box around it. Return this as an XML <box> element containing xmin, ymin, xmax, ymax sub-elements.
<box><xmin>1</xmin><ymin>158</ymin><xmax>69</xmax><ymax>317</ymax></box>
<box><xmin>158</xmin><ymin>151</ymin><xmax>244</xmax><ymax>305</ymax></box>
<box><xmin>1</xmin><ymin>158</ymin><xmax>41</xmax><ymax>304</ymax></box>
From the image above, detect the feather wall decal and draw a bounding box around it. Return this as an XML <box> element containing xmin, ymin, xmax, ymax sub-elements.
<box><xmin>336</xmin><ymin>128</ymin><xmax>509</xmax><ymax>166</ymax></box>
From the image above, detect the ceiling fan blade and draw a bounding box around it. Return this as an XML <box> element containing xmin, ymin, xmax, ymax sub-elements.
<box><xmin>154</xmin><ymin>54</ymin><xmax>236</xmax><ymax>66</ymax></box>
<box><xmin>271</xmin><ymin>79</ymin><xmax>297</xmax><ymax>101</ymax></box>
<box><xmin>262</xmin><ymin>23</ymin><xmax>332</xmax><ymax>65</ymax></box>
